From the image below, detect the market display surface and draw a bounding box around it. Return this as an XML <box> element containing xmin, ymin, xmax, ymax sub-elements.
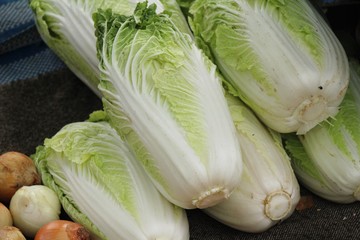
<box><xmin>1</xmin><ymin>0</ymin><xmax>360</xmax><ymax>239</ymax></box>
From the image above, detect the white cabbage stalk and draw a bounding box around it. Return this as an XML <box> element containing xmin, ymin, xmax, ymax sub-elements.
<box><xmin>29</xmin><ymin>0</ymin><xmax>191</xmax><ymax>97</ymax></box>
<box><xmin>189</xmin><ymin>0</ymin><xmax>349</xmax><ymax>134</ymax></box>
<box><xmin>204</xmin><ymin>92</ymin><xmax>300</xmax><ymax>233</ymax></box>
<box><xmin>32</xmin><ymin>114</ymin><xmax>189</xmax><ymax>240</ymax></box>
<box><xmin>94</xmin><ymin>4</ymin><xmax>243</xmax><ymax>209</ymax></box>
<box><xmin>284</xmin><ymin>59</ymin><xmax>360</xmax><ymax>203</ymax></box>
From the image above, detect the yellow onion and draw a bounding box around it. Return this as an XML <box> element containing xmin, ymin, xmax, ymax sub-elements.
<box><xmin>0</xmin><ymin>226</ymin><xmax>26</xmax><ymax>240</ymax></box>
<box><xmin>34</xmin><ymin>220</ymin><xmax>91</xmax><ymax>240</ymax></box>
<box><xmin>0</xmin><ymin>151</ymin><xmax>41</xmax><ymax>204</ymax></box>
<box><xmin>0</xmin><ymin>202</ymin><xmax>13</xmax><ymax>228</ymax></box>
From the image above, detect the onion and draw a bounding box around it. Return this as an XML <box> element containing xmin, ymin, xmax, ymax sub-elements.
<box><xmin>0</xmin><ymin>226</ymin><xmax>26</xmax><ymax>240</ymax></box>
<box><xmin>0</xmin><ymin>202</ymin><xmax>13</xmax><ymax>228</ymax></box>
<box><xmin>34</xmin><ymin>220</ymin><xmax>91</xmax><ymax>240</ymax></box>
<box><xmin>9</xmin><ymin>185</ymin><xmax>61</xmax><ymax>238</ymax></box>
<box><xmin>0</xmin><ymin>151</ymin><xmax>41</xmax><ymax>204</ymax></box>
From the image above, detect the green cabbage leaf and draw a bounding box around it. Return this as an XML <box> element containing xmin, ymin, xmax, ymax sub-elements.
<box><xmin>29</xmin><ymin>0</ymin><xmax>191</xmax><ymax>96</ymax></box>
<box><xmin>32</xmin><ymin>115</ymin><xmax>189</xmax><ymax>239</ymax></box>
<box><xmin>284</xmin><ymin>59</ymin><xmax>360</xmax><ymax>203</ymax></box>
<box><xmin>189</xmin><ymin>0</ymin><xmax>349</xmax><ymax>134</ymax></box>
<box><xmin>94</xmin><ymin>3</ymin><xmax>243</xmax><ymax>209</ymax></box>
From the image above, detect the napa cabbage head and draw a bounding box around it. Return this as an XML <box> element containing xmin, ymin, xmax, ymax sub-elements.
<box><xmin>32</xmin><ymin>112</ymin><xmax>189</xmax><ymax>240</ymax></box>
<box><xmin>93</xmin><ymin>3</ymin><xmax>242</xmax><ymax>209</ymax></box>
<box><xmin>189</xmin><ymin>0</ymin><xmax>349</xmax><ymax>134</ymax></box>
<box><xmin>29</xmin><ymin>0</ymin><xmax>191</xmax><ymax>96</ymax></box>
<box><xmin>203</xmin><ymin>92</ymin><xmax>300</xmax><ymax>233</ymax></box>
<box><xmin>284</xmin><ymin>59</ymin><xmax>360</xmax><ymax>203</ymax></box>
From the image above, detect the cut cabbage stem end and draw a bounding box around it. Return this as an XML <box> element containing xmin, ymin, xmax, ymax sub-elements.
<box><xmin>294</xmin><ymin>95</ymin><xmax>335</xmax><ymax>135</ymax></box>
<box><xmin>192</xmin><ymin>186</ymin><xmax>230</xmax><ymax>209</ymax></box>
<box><xmin>264</xmin><ymin>190</ymin><xmax>292</xmax><ymax>221</ymax></box>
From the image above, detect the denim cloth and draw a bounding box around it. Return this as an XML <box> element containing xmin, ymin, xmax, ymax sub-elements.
<box><xmin>0</xmin><ymin>0</ymin><xmax>34</xmax><ymax>45</ymax></box>
<box><xmin>0</xmin><ymin>0</ymin><xmax>65</xmax><ymax>84</ymax></box>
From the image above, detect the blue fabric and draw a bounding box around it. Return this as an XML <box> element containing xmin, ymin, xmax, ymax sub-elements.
<box><xmin>0</xmin><ymin>0</ymin><xmax>34</xmax><ymax>43</ymax></box>
<box><xmin>0</xmin><ymin>42</ymin><xmax>66</xmax><ymax>84</ymax></box>
<box><xmin>0</xmin><ymin>0</ymin><xmax>65</xmax><ymax>84</ymax></box>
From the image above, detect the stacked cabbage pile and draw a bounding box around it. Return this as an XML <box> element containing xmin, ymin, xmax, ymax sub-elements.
<box><xmin>29</xmin><ymin>0</ymin><xmax>358</xmax><ymax>239</ymax></box>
